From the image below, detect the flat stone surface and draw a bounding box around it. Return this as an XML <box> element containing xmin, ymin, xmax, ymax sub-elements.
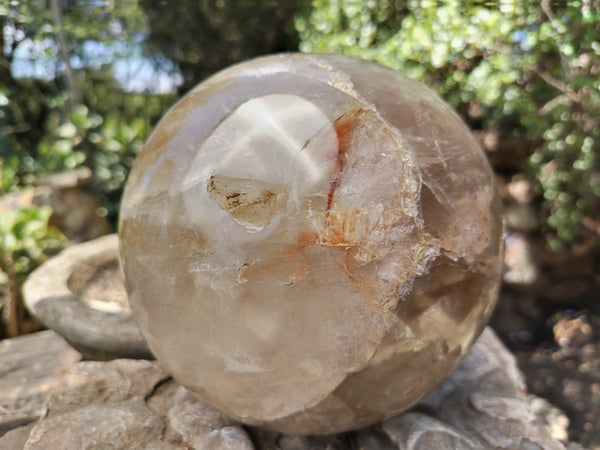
<box><xmin>0</xmin><ymin>327</ymin><xmax>571</xmax><ymax>449</ymax></box>
<box><xmin>0</xmin><ymin>330</ymin><xmax>81</xmax><ymax>436</ymax></box>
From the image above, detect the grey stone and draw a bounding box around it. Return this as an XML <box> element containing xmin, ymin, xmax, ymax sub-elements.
<box><xmin>25</xmin><ymin>401</ymin><xmax>164</xmax><ymax>449</ymax></box>
<box><xmin>45</xmin><ymin>359</ymin><xmax>169</xmax><ymax>417</ymax></box>
<box><xmin>0</xmin><ymin>423</ymin><xmax>35</xmax><ymax>450</ymax></box>
<box><xmin>382</xmin><ymin>413</ymin><xmax>484</xmax><ymax>450</ymax></box>
<box><xmin>0</xmin><ymin>330</ymin><xmax>80</xmax><ymax>436</ymax></box>
<box><xmin>23</xmin><ymin>234</ymin><xmax>152</xmax><ymax>360</ymax></box>
<box><xmin>411</xmin><ymin>328</ymin><xmax>566</xmax><ymax>450</ymax></box>
<box><xmin>13</xmin><ymin>358</ymin><xmax>250</xmax><ymax>449</ymax></box>
<box><xmin>0</xmin><ymin>327</ymin><xmax>574</xmax><ymax>450</ymax></box>
<box><xmin>503</xmin><ymin>231</ymin><xmax>539</xmax><ymax>286</ymax></box>
<box><xmin>165</xmin><ymin>386</ymin><xmax>253</xmax><ymax>449</ymax></box>
<box><xmin>505</xmin><ymin>202</ymin><xmax>540</xmax><ymax>232</ymax></box>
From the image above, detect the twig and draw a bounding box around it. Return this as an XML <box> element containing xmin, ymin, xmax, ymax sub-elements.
<box><xmin>538</xmin><ymin>94</ymin><xmax>571</xmax><ymax>115</ymax></box>
<box><xmin>534</xmin><ymin>69</ymin><xmax>580</xmax><ymax>103</ymax></box>
<box><xmin>50</xmin><ymin>0</ymin><xmax>82</xmax><ymax>108</ymax></box>
<box><xmin>540</xmin><ymin>0</ymin><xmax>571</xmax><ymax>71</ymax></box>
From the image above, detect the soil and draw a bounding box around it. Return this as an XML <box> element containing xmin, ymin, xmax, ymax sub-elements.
<box><xmin>492</xmin><ymin>293</ymin><xmax>600</xmax><ymax>449</ymax></box>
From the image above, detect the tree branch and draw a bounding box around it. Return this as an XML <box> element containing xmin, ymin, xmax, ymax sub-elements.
<box><xmin>534</xmin><ymin>69</ymin><xmax>580</xmax><ymax>103</ymax></box>
<box><xmin>538</xmin><ymin>94</ymin><xmax>571</xmax><ymax>115</ymax></box>
<box><xmin>50</xmin><ymin>0</ymin><xmax>82</xmax><ymax>109</ymax></box>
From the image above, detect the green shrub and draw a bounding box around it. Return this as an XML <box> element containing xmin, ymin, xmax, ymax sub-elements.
<box><xmin>0</xmin><ymin>1</ymin><xmax>175</xmax><ymax>225</ymax></box>
<box><xmin>0</xmin><ymin>204</ymin><xmax>65</xmax><ymax>336</ymax></box>
<box><xmin>36</xmin><ymin>104</ymin><xmax>152</xmax><ymax>223</ymax></box>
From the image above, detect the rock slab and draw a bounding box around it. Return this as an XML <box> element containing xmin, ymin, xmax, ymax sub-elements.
<box><xmin>0</xmin><ymin>327</ymin><xmax>570</xmax><ymax>449</ymax></box>
<box><xmin>0</xmin><ymin>330</ymin><xmax>81</xmax><ymax>438</ymax></box>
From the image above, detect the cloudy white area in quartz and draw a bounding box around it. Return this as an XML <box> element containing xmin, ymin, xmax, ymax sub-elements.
<box><xmin>184</xmin><ymin>94</ymin><xmax>332</xmax><ymax>188</ymax></box>
<box><xmin>180</xmin><ymin>94</ymin><xmax>336</xmax><ymax>239</ymax></box>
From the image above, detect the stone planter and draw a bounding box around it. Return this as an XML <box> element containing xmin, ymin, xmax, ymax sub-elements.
<box><xmin>23</xmin><ymin>234</ymin><xmax>152</xmax><ymax>360</ymax></box>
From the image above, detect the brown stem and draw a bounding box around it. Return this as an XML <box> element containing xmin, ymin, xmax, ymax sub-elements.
<box><xmin>50</xmin><ymin>0</ymin><xmax>82</xmax><ymax>108</ymax></box>
<box><xmin>534</xmin><ymin>69</ymin><xmax>580</xmax><ymax>103</ymax></box>
<box><xmin>4</xmin><ymin>270</ymin><xmax>21</xmax><ymax>337</ymax></box>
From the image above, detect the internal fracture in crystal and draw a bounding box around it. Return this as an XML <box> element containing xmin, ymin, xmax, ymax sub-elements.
<box><xmin>119</xmin><ymin>53</ymin><xmax>504</xmax><ymax>435</ymax></box>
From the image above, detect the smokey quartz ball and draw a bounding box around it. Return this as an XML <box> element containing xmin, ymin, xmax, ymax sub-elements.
<box><xmin>119</xmin><ymin>54</ymin><xmax>503</xmax><ymax>435</ymax></box>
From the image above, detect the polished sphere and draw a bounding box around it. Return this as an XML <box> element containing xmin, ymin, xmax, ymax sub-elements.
<box><xmin>119</xmin><ymin>54</ymin><xmax>503</xmax><ymax>434</ymax></box>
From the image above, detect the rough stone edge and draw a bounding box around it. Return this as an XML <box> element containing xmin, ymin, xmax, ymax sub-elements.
<box><xmin>22</xmin><ymin>234</ymin><xmax>152</xmax><ymax>360</ymax></box>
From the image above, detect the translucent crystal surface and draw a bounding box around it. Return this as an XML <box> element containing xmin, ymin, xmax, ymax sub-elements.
<box><xmin>119</xmin><ymin>54</ymin><xmax>503</xmax><ymax>435</ymax></box>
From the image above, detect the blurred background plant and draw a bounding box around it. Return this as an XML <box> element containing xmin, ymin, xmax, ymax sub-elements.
<box><xmin>0</xmin><ymin>205</ymin><xmax>64</xmax><ymax>337</ymax></box>
<box><xmin>3</xmin><ymin>1</ymin><xmax>598</xmax><ymax>248</ymax></box>
<box><xmin>0</xmin><ymin>1</ymin><xmax>169</xmax><ymax>218</ymax></box>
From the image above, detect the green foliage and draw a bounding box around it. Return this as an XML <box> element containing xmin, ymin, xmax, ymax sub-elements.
<box><xmin>141</xmin><ymin>0</ymin><xmax>302</xmax><ymax>92</ymax></box>
<box><xmin>0</xmin><ymin>2</ymin><xmax>60</xmax><ymax>189</ymax></box>
<box><xmin>3</xmin><ymin>0</ymin><xmax>596</xmax><ymax>249</ymax></box>
<box><xmin>0</xmin><ymin>204</ymin><xmax>65</xmax><ymax>336</ymax></box>
<box><xmin>33</xmin><ymin>103</ymin><xmax>153</xmax><ymax>222</ymax></box>
<box><xmin>0</xmin><ymin>204</ymin><xmax>65</xmax><ymax>285</ymax></box>
<box><xmin>90</xmin><ymin>112</ymin><xmax>152</xmax><ymax>221</ymax></box>
<box><xmin>2</xmin><ymin>0</ymin><xmax>300</xmax><ymax>226</ymax></box>
<box><xmin>296</xmin><ymin>1</ymin><xmax>600</xmax><ymax>247</ymax></box>
<box><xmin>36</xmin><ymin>104</ymin><xmax>91</xmax><ymax>173</ymax></box>
<box><xmin>0</xmin><ymin>1</ymin><xmax>175</xmax><ymax>226</ymax></box>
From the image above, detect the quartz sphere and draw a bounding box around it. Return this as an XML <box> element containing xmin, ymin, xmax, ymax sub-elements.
<box><xmin>119</xmin><ymin>53</ymin><xmax>503</xmax><ymax>435</ymax></box>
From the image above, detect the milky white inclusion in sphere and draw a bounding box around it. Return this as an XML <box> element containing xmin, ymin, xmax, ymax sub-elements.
<box><xmin>119</xmin><ymin>53</ymin><xmax>503</xmax><ymax>435</ymax></box>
